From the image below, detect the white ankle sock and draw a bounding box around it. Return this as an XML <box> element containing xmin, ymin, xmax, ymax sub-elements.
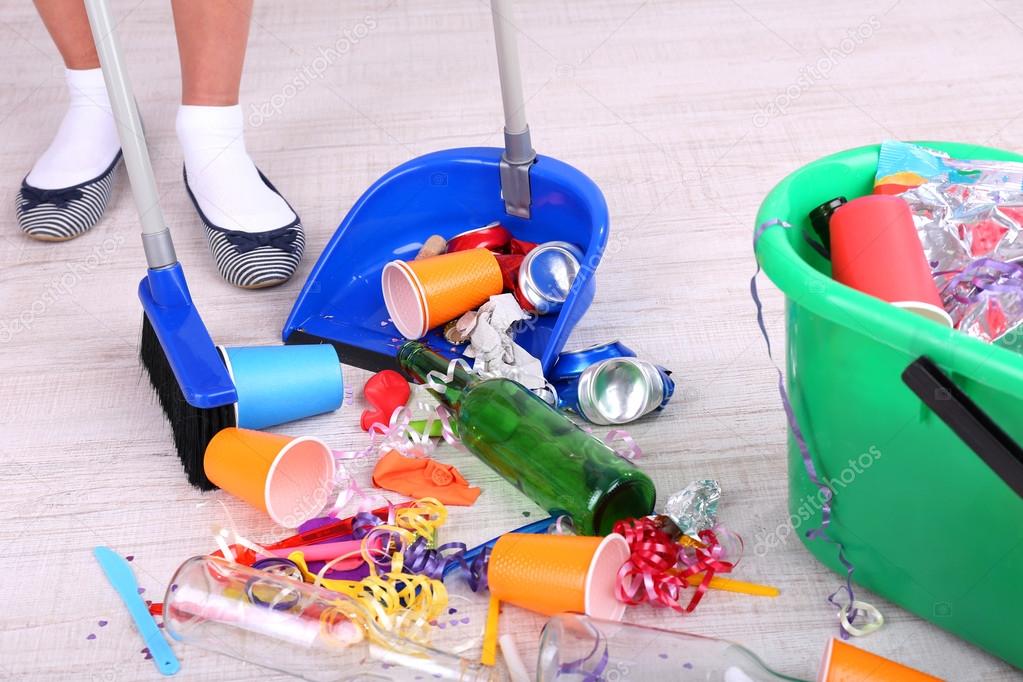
<box><xmin>26</xmin><ymin>68</ymin><xmax>121</xmax><ymax>190</ymax></box>
<box><xmin>176</xmin><ymin>104</ymin><xmax>296</xmax><ymax>233</ymax></box>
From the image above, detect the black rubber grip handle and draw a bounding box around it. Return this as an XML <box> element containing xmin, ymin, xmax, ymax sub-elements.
<box><xmin>902</xmin><ymin>356</ymin><xmax>1023</xmax><ymax>499</ymax></box>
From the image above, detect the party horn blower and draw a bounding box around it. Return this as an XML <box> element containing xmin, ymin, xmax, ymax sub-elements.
<box><xmin>382</xmin><ymin>248</ymin><xmax>504</xmax><ymax>339</ymax></box>
<box><xmin>204</xmin><ymin>428</ymin><xmax>336</xmax><ymax>528</ymax></box>
<box><xmin>830</xmin><ymin>195</ymin><xmax>952</xmax><ymax>327</ymax></box>
<box><xmin>818</xmin><ymin>638</ymin><xmax>942</xmax><ymax>681</ymax></box>
<box><xmin>487</xmin><ymin>533</ymin><xmax>631</xmax><ymax>620</ymax></box>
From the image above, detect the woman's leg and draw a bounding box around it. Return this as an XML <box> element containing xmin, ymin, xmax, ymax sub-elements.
<box><xmin>33</xmin><ymin>0</ymin><xmax>99</xmax><ymax>69</ymax></box>
<box><xmin>171</xmin><ymin>0</ymin><xmax>303</xmax><ymax>289</ymax></box>
<box><xmin>18</xmin><ymin>1</ymin><xmax>120</xmax><ymax>241</ymax></box>
<box><xmin>171</xmin><ymin>0</ymin><xmax>252</xmax><ymax>106</ymax></box>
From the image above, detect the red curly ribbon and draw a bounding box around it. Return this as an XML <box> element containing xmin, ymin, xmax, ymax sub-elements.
<box><xmin>613</xmin><ymin>518</ymin><xmax>735</xmax><ymax>613</ymax></box>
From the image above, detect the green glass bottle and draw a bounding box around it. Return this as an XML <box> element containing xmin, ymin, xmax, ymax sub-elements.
<box><xmin>399</xmin><ymin>342</ymin><xmax>656</xmax><ymax>535</ymax></box>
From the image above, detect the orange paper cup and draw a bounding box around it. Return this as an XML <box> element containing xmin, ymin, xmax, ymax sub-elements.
<box><xmin>204</xmin><ymin>428</ymin><xmax>336</xmax><ymax>529</ymax></box>
<box><xmin>382</xmin><ymin>248</ymin><xmax>504</xmax><ymax>339</ymax></box>
<box><xmin>818</xmin><ymin>638</ymin><xmax>943</xmax><ymax>682</ymax></box>
<box><xmin>488</xmin><ymin>533</ymin><xmax>630</xmax><ymax>620</ymax></box>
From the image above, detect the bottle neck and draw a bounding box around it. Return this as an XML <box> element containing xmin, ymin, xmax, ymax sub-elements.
<box><xmin>398</xmin><ymin>342</ymin><xmax>474</xmax><ymax>408</ymax></box>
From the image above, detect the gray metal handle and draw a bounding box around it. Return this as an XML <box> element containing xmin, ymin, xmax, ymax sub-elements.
<box><xmin>84</xmin><ymin>0</ymin><xmax>176</xmax><ymax>268</ymax></box>
<box><xmin>491</xmin><ymin>0</ymin><xmax>535</xmax><ymax>218</ymax></box>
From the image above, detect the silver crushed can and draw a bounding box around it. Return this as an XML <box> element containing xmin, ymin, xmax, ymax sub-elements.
<box><xmin>575</xmin><ymin>356</ymin><xmax>674</xmax><ymax>425</ymax></box>
<box><xmin>518</xmin><ymin>241</ymin><xmax>584</xmax><ymax>314</ymax></box>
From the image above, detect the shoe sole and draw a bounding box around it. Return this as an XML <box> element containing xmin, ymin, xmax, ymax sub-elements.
<box><xmin>239</xmin><ymin>278</ymin><xmax>289</xmax><ymax>290</ymax></box>
<box><xmin>23</xmin><ymin>231</ymin><xmax>80</xmax><ymax>243</ymax></box>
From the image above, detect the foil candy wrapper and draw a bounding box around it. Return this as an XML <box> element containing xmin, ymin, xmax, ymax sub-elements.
<box><xmin>662</xmin><ymin>479</ymin><xmax>720</xmax><ymax>537</ymax></box>
<box><xmin>900</xmin><ymin>181</ymin><xmax>1023</xmax><ymax>347</ymax></box>
<box><xmin>877</xmin><ymin>141</ymin><xmax>1023</xmax><ymax>349</ymax></box>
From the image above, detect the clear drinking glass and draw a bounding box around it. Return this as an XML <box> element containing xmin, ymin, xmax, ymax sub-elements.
<box><xmin>537</xmin><ymin>614</ymin><xmax>806</xmax><ymax>682</ymax></box>
<box><xmin>164</xmin><ymin>556</ymin><xmax>500</xmax><ymax>681</ymax></box>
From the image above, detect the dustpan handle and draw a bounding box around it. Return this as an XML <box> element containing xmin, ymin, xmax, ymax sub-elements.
<box><xmin>491</xmin><ymin>0</ymin><xmax>536</xmax><ymax>218</ymax></box>
<box><xmin>84</xmin><ymin>0</ymin><xmax>176</xmax><ymax>269</ymax></box>
<box><xmin>902</xmin><ymin>356</ymin><xmax>1023</xmax><ymax>498</ymax></box>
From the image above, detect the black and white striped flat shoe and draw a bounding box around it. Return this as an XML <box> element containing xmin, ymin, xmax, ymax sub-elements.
<box><xmin>183</xmin><ymin>167</ymin><xmax>305</xmax><ymax>290</ymax></box>
<box><xmin>16</xmin><ymin>152</ymin><xmax>122</xmax><ymax>242</ymax></box>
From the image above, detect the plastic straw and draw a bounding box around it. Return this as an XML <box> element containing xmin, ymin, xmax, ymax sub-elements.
<box><xmin>481</xmin><ymin>595</ymin><xmax>501</xmax><ymax>666</ymax></box>
<box><xmin>684</xmin><ymin>573</ymin><xmax>780</xmax><ymax>597</ymax></box>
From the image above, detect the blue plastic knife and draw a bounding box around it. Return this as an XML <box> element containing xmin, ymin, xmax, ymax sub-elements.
<box><xmin>93</xmin><ymin>547</ymin><xmax>180</xmax><ymax>676</ymax></box>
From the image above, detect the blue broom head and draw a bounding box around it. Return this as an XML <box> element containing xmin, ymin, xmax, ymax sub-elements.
<box><xmin>139</xmin><ymin>263</ymin><xmax>237</xmax><ymax>490</ymax></box>
<box><xmin>139</xmin><ymin>263</ymin><xmax>237</xmax><ymax>408</ymax></box>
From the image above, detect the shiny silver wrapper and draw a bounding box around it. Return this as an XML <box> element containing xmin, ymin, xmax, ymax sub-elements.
<box><xmin>575</xmin><ymin>357</ymin><xmax>667</xmax><ymax>425</ymax></box>
<box><xmin>663</xmin><ymin>479</ymin><xmax>720</xmax><ymax>537</ymax></box>
<box><xmin>899</xmin><ymin>181</ymin><xmax>1023</xmax><ymax>347</ymax></box>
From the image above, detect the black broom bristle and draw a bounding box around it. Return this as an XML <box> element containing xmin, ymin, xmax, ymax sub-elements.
<box><xmin>140</xmin><ymin>314</ymin><xmax>235</xmax><ymax>490</ymax></box>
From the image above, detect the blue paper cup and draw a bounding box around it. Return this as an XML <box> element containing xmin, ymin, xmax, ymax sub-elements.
<box><xmin>220</xmin><ymin>345</ymin><xmax>343</xmax><ymax>429</ymax></box>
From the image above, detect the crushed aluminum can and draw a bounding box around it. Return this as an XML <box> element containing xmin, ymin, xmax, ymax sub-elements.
<box><xmin>446</xmin><ymin>221</ymin><xmax>510</xmax><ymax>252</ymax></box>
<box><xmin>549</xmin><ymin>341</ymin><xmax>637</xmax><ymax>384</ymax></box>
<box><xmin>518</xmin><ymin>241</ymin><xmax>584</xmax><ymax>315</ymax></box>
<box><xmin>574</xmin><ymin>356</ymin><xmax>674</xmax><ymax>425</ymax></box>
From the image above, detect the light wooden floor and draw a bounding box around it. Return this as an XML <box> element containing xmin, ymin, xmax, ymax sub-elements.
<box><xmin>1</xmin><ymin>1</ymin><xmax>1020</xmax><ymax>680</ymax></box>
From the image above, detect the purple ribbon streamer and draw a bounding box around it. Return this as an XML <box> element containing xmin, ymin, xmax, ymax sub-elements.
<box><xmin>939</xmin><ymin>257</ymin><xmax>1023</xmax><ymax>305</ymax></box>
<box><xmin>752</xmin><ymin>218</ymin><xmax>859</xmax><ymax>638</ymax></box>
<box><xmin>556</xmin><ymin>629</ymin><xmax>610</xmax><ymax>682</ymax></box>
<box><xmin>404</xmin><ymin>536</ymin><xmax>491</xmax><ymax>592</ymax></box>
<box><xmin>351</xmin><ymin>512</ymin><xmax>491</xmax><ymax>592</ymax></box>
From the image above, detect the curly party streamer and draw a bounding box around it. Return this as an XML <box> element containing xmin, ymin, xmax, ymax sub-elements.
<box><xmin>613</xmin><ymin>517</ymin><xmax>736</xmax><ymax>613</ymax></box>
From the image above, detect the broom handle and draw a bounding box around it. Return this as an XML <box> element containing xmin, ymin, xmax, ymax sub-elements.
<box><xmin>491</xmin><ymin>0</ymin><xmax>527</xmax><ymax>136</ymax></box>
<box><xmin>84</xmin><ymin>0</ymin><xmax>177</xmax><ymax>269</ymax></box>
<box><xmin>491</xmin><ymin>0</ymin><xmax>535</xmax><ymax>218</ymax></box>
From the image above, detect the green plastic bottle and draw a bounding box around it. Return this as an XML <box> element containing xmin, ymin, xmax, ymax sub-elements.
<box><xmin>399</xmin><ymin>342</ymin><xmax>656</xmax><ymax>535</ymax></box>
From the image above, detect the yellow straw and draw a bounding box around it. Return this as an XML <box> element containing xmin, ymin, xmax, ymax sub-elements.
<box><xmin>684</xmin><ymin>573</ymin><xmax>780</xmax><ymax>597</ymax></box>
<box><xmin>481</xmin><ymin>595</ymin><xmax>501</xmax><ymax>666</ymax></box>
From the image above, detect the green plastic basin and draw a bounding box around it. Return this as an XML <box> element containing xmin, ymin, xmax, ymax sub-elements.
<box><xmin>755</xmin><ymin>142</ymin><xmax>1023</xmax><ymax>667</ymax></box>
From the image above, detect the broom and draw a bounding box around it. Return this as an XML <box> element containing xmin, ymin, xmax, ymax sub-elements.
<box><xmin>86</xmin><ymin>0</ymin><xmax>236</xmax><ymax>490</ymax></box>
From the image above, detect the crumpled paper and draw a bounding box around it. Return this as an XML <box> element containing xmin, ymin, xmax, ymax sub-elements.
<box><xmin>457</xmin><ymin>294</ymin><xmax>547</xmax><ymax>391</ymax></box>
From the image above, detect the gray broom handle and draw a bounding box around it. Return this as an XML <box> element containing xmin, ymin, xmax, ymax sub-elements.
<box><xmin>84</xmin><ymin>0</ymin><xmax>176</xmax><ymax>269</ymax></box>
<box><xmin>491</xmin><ymin>0</ymin><xmax>534</xmax><ymax>162</ymax></box>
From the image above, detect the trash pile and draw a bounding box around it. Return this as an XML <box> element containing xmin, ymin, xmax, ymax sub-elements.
<box><xmin>97</xmin><ymin>199</ymin><xmax>945</xmax><ymax>682</ymax></box>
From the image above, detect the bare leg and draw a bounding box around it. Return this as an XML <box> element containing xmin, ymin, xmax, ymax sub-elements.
<box><xmin>32</xmin><ymin>0</ymin><xmax>99</xmax><ymax>69</ymax></box>
<box><xmin>171</xmin><ymin>0</ymin><xmax>300</xmax><ymax>287</ymax></box>
<box><xmin>171</xmin><ymin>0</ymin><xmax>253</xmax><ymax>106</ymax></box>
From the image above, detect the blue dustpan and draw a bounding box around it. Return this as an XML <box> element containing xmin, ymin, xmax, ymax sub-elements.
<box><xmin>283</xmin><ymin>147</ymin><xmax>608</xmax><ymax>372</ymax></box>
<box><xmin>283</xmin><ymin>1</ymin><xmax>608</xmax><ymax>373</ymax></box>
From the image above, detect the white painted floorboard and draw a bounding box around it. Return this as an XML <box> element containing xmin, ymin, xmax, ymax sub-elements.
<box><xmin>1</xmin><ymin>1</ymin><xmax>1020</xmax><ymax>679</ymax></box>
